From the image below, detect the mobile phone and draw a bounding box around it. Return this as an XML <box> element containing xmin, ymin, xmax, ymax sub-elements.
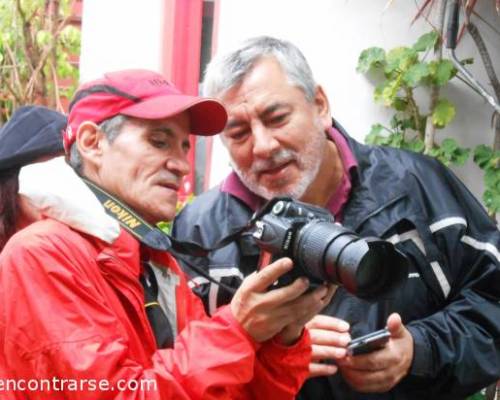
<box><xmin>347</xmin><ymin>328</ymin><xmax>391</xmax><ymax>356</ymax></box>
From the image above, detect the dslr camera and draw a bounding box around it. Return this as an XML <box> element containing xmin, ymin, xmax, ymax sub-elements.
<box><xmin>250</xmin><ymin>197</ymin><xmax>409</xmax><ymax>300</ymax></box>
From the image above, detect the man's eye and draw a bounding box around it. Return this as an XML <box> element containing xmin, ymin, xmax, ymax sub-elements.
<box><xmin>151</xmin><ymin>139</ymin><xmax>168</xmax><ymax>148</ymax></box>
<box><xmin>228</xmin><ymin>130</ymin><xmax>249</xmax><ymax>141</ymax></box>
<box><xmin>269</xmin><ymin>114</ymin><xmax>287</xmax><ymax>125</ymax></box>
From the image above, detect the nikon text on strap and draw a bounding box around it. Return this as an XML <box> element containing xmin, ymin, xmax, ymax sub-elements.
<box><xmin>80</xmin><ymin>177</ymin><xmax>241</xmax><ymax>294</ymax></box>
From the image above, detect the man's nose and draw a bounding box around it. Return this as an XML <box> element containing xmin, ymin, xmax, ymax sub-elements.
<box><xmin>166</xmin><ymin>154</ymin><xmax>190</xmax><ymax>178</ymax></box>
<box><xmin>252</xmin><ymin>123</ymin><xmax>280</xmax><ymax>159</ymax></box>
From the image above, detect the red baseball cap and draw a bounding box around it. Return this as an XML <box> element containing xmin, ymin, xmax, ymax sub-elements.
<box><xmin>64</xmin><ymin>69</ymin><xmax>227</xmax><ymax>152</ymax></box>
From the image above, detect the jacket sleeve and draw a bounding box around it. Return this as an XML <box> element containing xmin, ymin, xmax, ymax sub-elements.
<box><xmin>0</xmin><ymin>227</ymin><xmax>309</xmax><ymax>399</ymax></box>
<box><xmin>181</xmin><ymin>272</ymin><xmax>311</xmax><ymax>399</ymax></box>
<box><xmin>154</xmin><ymin>304</ymin><xmax>310</xmax><ymax>400</ymax></box>
<box><xmin>404</xmin><ymin>163</ymin><xmax>500</xmax><ymax>398</ymax></box>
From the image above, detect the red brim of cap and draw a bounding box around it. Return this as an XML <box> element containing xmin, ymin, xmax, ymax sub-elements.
<box><xmin>118</xmin><ymin>95</ymin><xmax>227</xmax><ymax>135</ymax></box>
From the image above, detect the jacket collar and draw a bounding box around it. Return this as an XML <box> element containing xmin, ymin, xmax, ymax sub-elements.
<box><xmin>335</xmin><ymin>125</ymin><xmax>413</xmax><ymax>234</ymax></box>
<box><xmin>18</xmin><ymin>156</ymin><xmax>121</xmax><ymax>243</ymax></box>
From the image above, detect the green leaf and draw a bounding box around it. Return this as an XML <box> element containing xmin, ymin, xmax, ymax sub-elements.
<box><xmin>390</xmin><ymin>115</ymin><xmax>400</xmax><ymax>130</ymax></box>
<box><xmin>403</xmin><ymin>62</ymin><xmax>430</xmax><ymax>87</ymax></box>
<box><xmin>1</xmin><ymin>32</ymin><xmax>12</xmax><ymax>45</ymax></box>
<box><xmin>387</xmin><ymin>132</ymin><xmax>405</xmax><ymax>148</ymax></box>
<box><xmin>406</xmin><ymin>138</ymin><xmax>425</xmax><ymax>153</ymax></box>
<box><xmin>432</xmin><ymin>99</ymin><xmax>456</xmax><ymax>128</ymax></box>
<box><xmin>357</xmin><ymin>47</ymin><xmax>386</xmax><ymax>73</ymax></box>
<box><xmin>438</xmin><ymin>138</ymin><xmax>470</xmax><ymax>165</ymax></box>
<box><xmin>60</xmin><ymin>25</ymin><xmax>81</xmax><ymax>53</ymax></box>
<box><xmin>483</xmin><ymin>189</ymin><xmax>500</xmax><ymax>214</ymax></box>
<box><xmin>381</xmin><ymin>77</ymin><xmax>403</xmax><ymax>106</ymax></box>
<box><xmin>374</xmin><ymin>81</ymin><xmax>401</xmax><ymax>106</ymax></box>
<box><xmin>393</xmin><ymin>97</ymin><xmax>408</xmax><ymax>111</ymax></box>
<box><xmin>485</xmin><ymin>169</ymin><xmax>500</xmax><ymax>187</ymax></box>
<box><xmin>373</xmin><ymin>79</ymin><xmax>401</xmax><ymax>107</ymax></box>
<box><xmin>385</xmin><ymin>47</ymin><xmax>417</xmax><ymax>75</ymax></box>
<box><xmin>473</xmin><ymin>145</ymin><xmax>494</xmax><ymax>169</ymax></box>
<box><xmin>157</xmin><ymin>221</ymin><xmax>172</xmax><ymax>234</ymax></box>
<box><xmin>369</xmin><ymin>123</ymin><xmax>384</xmax><ymax>136</ymax></box>
<box><xmin>413</xmin><ymin>31</ymin><xmax>439</xmax><ymax>52</ymax></box>
<box><xmin>434</xmin><ymin>139</ymin><xmax>470</xmax><ymax>166</ymax></box>
<box><xmin>365</xmin><ymin>124</ymin><xmax>386</xmax><ymax>145</ymax></box>
<box><xmin>454</xmin><ymin>147</ymin><xmax>471</xmax><ymax>166</ymax></box>
<box><xmin>402</xmin><ymin>118</ymin><xmax>416</xmax><ymax>130</ymax></box>
<box><xmin>428</xmin><ymin>147</ymin><xmax>440</xmax><ymax>158</ymax></box>
<box><xmin>374</xmin><ymin>81</ymin><xmax>387</xmax><ymax>103</ymax></box>
<box><xmin>36</xmin><ymin>30</ymin><xmax>50</xmax><ymax>46</ymax></box>
<box><xmin>441</xmin><ymin>138</ymin><xmax>458</xmax><ymax>154</ymax></box>
<box><xmin>429</xmin><ymin>60</ymin><xmax>456</xmax><ymax>86</ymax></box>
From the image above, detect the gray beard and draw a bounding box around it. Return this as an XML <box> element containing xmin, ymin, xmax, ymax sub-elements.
<box><xmin>231</xmin><ymin>130</ymin><xmax>326</xmax><ymax>201</ymax></box>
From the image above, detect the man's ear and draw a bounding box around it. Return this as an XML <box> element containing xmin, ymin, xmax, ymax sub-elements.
<box><xmin>314</xmin><ymin>85</ymin><xmax>332</xmax><ymax>130</ymax></box>
<box><xmin>75</xmin><ymin>121</ymin><xmax>107</xmax><ymax>169</ymax></box>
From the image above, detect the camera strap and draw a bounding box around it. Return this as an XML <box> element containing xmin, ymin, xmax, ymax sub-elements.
<box><xmin>140</xmin><ymin>260</ymin><xmax>175</xmax><ymax>349</ymax></box>
<box><xmin>81</xmin><ymin>178</ymin><xmax>245</xmax><ymax>293</ymax></box>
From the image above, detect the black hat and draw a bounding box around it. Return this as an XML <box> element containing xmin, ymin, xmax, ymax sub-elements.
<box><xmin>0</xmin><ymin>106</ymin><xmax>67</xmax><ymax>171</ymax></box>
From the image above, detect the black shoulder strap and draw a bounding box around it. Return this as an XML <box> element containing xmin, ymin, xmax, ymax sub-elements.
<box><xmin>81</xmin><ymin>177</ymin><xmax>241</xmax><ymax>294</ymax></box>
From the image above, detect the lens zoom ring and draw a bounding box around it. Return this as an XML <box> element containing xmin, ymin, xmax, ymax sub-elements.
<box><xmin>295</xmin><ymin>222</ymin><xmax>346</xmax><ymax>279</ymax></box>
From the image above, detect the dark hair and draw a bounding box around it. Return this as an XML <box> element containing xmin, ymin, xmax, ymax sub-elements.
<box><xmin>0</xmin><ymin>168</ymin><xmax>20</xmax><ymax>251</ymax></box>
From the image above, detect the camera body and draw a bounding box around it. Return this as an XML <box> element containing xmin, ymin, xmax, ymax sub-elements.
<box><xmin>251</xmin><ymin>197</ymin><xmax>408</xmax><ymax>300</ymax></box>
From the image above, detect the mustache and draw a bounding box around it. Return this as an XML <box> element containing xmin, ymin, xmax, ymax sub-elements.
<box><xmin>251</xmin><ymin>149</ymin><xmax>298</xmax><ymax>173</ymax></box>
<box><xmin>155</xmin><ymin>172</ymin><xmax>182</xmax><ymax>190</ymax></box>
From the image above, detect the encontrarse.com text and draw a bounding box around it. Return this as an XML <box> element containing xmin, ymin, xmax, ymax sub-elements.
<box><xmin>0</xmin><ymin>377</ymin><xmax>157</xmax><ymax>392</ymax></box>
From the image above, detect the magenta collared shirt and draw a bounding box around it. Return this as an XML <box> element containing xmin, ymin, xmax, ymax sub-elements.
<box><xmin>220</xmin><ymin>127</ymin><xmax>357</xmax><ymax>221</ymax></box>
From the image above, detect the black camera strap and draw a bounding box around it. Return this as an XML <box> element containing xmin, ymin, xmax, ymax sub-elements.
<box><xmin>81</xmin><ymin>178</ymin><xmax>242</xmax><ymax>294</ymax></box>
<box><xmin>140</xmin><ymin>260</ymin><xmax>175</xmax><ymax>349</ymax></box>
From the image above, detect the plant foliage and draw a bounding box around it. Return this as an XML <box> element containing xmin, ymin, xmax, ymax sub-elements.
<box><xmin>358</xmin><ymin>30</ymin><xmax>498</xmax><ymax>215</ymax></box>
<box><xmin>0</xmin><ymin>0</ymin><xmax>80</xmax><ymax>123</ymax></box>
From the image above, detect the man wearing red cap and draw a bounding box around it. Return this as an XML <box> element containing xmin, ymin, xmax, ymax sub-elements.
<box><xmin>0</xmin><ymin>69</ymin><xmax>333</xmax><ymax>399</ymax></box>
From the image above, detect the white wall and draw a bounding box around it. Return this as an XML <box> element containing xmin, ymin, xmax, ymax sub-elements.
<box><xmin>80</xmin><ymin>0</ymin><xmax>165</xmax><ymax>82</ymax></box>
<box><xmin>209</xmin><ymin>0</ymin><xmax>500</xmax><ymax>206</ymax></box>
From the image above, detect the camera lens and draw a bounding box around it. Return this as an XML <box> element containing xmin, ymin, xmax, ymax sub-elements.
<box><xmin>337</xmin><ymin>240</ymin><xmax>385</xmax><ymax>298</ymax></box>
<box><xmin>294</xmin><ymin>221</ymin><xmax>408</xmax><ymax>300</ymax></box>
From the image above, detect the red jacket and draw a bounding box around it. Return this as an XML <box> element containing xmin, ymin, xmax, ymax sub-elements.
<box><xmin>0</xmin><ymin>219</ymin><xmax>310</xmax><ymax>399</ymax></box>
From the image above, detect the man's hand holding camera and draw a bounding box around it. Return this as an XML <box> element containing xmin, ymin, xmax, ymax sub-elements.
<box><xmin>230</xmin><ymin>257</ymin><xmax>335</xmax><ymax>345</ymax></box>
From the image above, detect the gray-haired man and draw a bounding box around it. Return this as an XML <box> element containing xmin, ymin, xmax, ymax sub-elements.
<box><xmin>174</xmin><ymin>36</ymin><xmax>500</xmax><ymax>400</ymax></box>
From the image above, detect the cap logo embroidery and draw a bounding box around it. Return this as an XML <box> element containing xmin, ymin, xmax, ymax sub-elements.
<box><xmin>148</xmin><ymin>78</ymin><xmax>170</xmax><ymax>87</ymax></box>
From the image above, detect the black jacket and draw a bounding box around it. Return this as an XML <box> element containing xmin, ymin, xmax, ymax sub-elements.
<box><xmin>173</xmin><ymin>125</ymin><xmax>500</xmax><ymax>400</ymax></box>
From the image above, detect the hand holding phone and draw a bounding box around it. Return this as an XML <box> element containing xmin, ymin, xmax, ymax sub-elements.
<box><xmin>338</xmin><ymin>314</ymin><xmax>414</xmax><ymax>393</ymax></box>
<box><xmin>346</xmin><ymin>328</ymin><xmax>390</xmax><ymax>356</ymax></box>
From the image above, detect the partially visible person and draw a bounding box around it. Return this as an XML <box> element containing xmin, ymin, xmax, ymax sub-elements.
<box><xmin>173</xmin><ymin>36</ymin><xmax>500</xmax><ymax>399</ymax></box>
<box><xmin>0</xmin><ymin>69</ymin><xmax>332</xmax><ymax>399</ymax></box>
<box><xmin>0</xmin><ymin>105</ymin><xmax>66</xmax><ymax>251</ymax></box>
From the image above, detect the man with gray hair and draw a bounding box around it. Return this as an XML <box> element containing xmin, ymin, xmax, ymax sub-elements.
<box><xmin>173</xmin><ymin>36</ymin><xmax>500</xmax><ymax>399</ymax></box>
